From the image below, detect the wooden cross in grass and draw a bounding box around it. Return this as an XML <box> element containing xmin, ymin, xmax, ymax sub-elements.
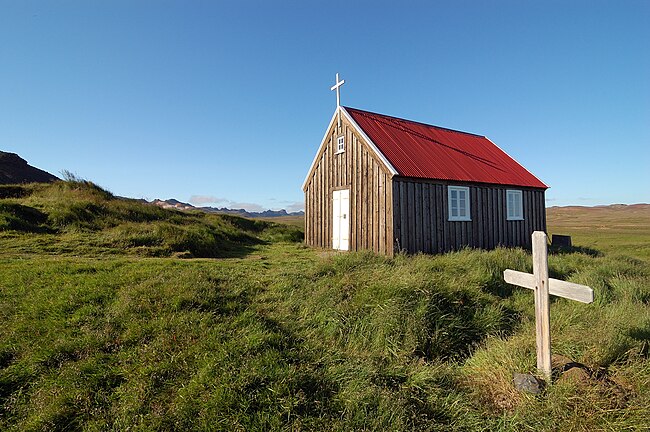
<box><xmin>504</xmin><ymin>231</ymin><xmax>594</xmax><ymax>379</ymax></box>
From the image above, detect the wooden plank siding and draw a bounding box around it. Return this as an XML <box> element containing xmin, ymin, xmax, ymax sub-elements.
<box><xmin>303</xmin><ymin>116</ymin><xmax>394</xmax><ymax>255</ymax></box>
<box><xmin>392</xmin><ymin>178</ymin><xmax>546</xmax><ymax>254</ymax></box>
<box><xmin>304</xmin><ymin>118</ymin><xmax>546</xmax><ymax>257</ymax></box>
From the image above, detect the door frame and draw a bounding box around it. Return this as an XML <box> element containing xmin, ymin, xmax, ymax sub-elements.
<box><xmin>332</xmin><ymin>188</ymin><xmax>350</xmax><ymax>251</ymax></box>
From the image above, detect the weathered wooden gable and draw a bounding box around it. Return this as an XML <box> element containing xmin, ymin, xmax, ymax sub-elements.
<box><xmin>304</xmin><ymin>109</ymin><xmax>395</xmax><ymax>255</ymax></box>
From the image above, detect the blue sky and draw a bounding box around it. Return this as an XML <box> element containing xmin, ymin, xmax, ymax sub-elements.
<box><xmin>1</xmin><ymin>1</ymin><xmax>648</xmax><ymax>211</ymax></box>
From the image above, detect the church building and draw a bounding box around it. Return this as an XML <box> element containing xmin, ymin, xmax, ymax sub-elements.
<box><xmin>302</xmin><ymin>75</ymin><xmax>548</xmax><ymax>255</ymax></box>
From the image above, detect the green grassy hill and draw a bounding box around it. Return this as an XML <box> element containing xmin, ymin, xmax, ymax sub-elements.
<box><xmin>1</xmin><ymin>182</ymin><xmax>649</xmax><ymax>431</ymax></box>
<box><xmin>0</xmin><ymin>180</ymin><xmax>302</xmax><ymax>259</ymax></box>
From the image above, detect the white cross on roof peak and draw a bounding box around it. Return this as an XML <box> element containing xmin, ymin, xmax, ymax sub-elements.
<box><xmin>331</xmin><ymin>73</ymin><xmax>345</xmax><ymax>107</ymax></box>
<box><xmin>331</xmin><ymin>73</ymin><xmax>345</xmax><ymax>128</ymax></box>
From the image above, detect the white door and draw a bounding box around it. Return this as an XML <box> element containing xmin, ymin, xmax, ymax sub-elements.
<box><xmin>332</xmin><ymin>189</ymin><xmax>350</xmax><ymax>251</ymax></box>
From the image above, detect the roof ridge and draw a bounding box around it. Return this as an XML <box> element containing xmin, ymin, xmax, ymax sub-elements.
<box><xmin>343</xmin><ymin>106</ymin><xmax>486</xmax><ymax>138</ymax></box>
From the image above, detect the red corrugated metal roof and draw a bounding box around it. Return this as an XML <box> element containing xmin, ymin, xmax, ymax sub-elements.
<box><xmin>344</xmin><ymin>107</ymin><xmax>548</xmax><ymax>189</ymax></box>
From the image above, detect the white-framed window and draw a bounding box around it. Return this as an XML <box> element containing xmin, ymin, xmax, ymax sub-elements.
<box><xmin>507</xmin><ymin>189</ymin><xmax>524</xmax><ymax>220</ymax></box>
<box><xmin>448</xmin><ymin>186</ymin><xmax>471</xmax><ymax>221</ymax></box>
<box><xmin>336</xmin><ymin>136</ymin><xmax>345</xmax><ymax>153</ymax></box>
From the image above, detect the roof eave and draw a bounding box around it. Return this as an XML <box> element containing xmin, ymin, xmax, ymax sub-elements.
<box><xmin>392</xmin><ymin>174</ymin><xmax>549</xmax><ymax>189</ymax></box>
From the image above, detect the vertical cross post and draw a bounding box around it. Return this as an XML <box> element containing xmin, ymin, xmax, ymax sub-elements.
<box><xmin>504</xmin><ymin>231</ymin><xmax>593</xmax><ymax>381</ymax></box>
<box><xmin>331</xmin><ymin>73</ymin><xmax>345</xmax><ymax>130</ymax></box>
<box><xmin>532</xmin><ymin>231</ymin><xmax>552</xmax><ymax>379</ymax></box>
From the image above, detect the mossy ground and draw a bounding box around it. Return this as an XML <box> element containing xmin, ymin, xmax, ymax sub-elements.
<box><xmin>1</xmin><ymin>182</ymin><xmax>649</xmax><ymax>430</ymax></box>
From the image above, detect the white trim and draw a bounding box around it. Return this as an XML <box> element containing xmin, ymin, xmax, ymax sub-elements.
<box><xmin>335</xmin><ymin>135</ymin><xmax>345</xmax><ymax>154</ymax></box>
<box><xmin>332</xmin><ymin>188</ymin><xmax>350</xmax><ymax>251</ymax></box>
<box><xmin>340</xmin><ymin>107</ymin><xmax>398</xmax><ymax>176</ymax></box>
<box><xmin>506</xmin><ymin>189</ymin><xmax>524</xmax><ymax>221</ymax></box>
<box><xmin>448</xmin><ymin>185</ymin><xmax>471</xmax><ymax>221</ymax></box>
<box><xmin>302</xmin><ymin>109</ymin><xmax>339</xmax><ymax>191</ymax></box>
<box><xmin>484</xmin><ymin>136</ymin><xmax>548</xmax><ymax>190</ymax></box>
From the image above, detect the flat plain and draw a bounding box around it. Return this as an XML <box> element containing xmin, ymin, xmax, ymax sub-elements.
<box><xmin>547</xmin><ymin>204</ymin><xmax>650</xmax><ymax>261</ymax></box>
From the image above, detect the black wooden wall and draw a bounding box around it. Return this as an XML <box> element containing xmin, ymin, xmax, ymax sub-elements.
<box><xmin>392</xmin><ymin>178</ymin><xmax>546</xmax><ymax>254</ymax></box>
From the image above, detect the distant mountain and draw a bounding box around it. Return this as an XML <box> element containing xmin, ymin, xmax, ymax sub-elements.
<box><xmin>150</xmin><ymin>198</ymin><xmax>304</xmax><ymax>218</ymax></box>
<box><xmin>0</xmin><ymin>151</ymin><xmax>59</xmax><ymax>184</ymax></box>
<box><xmin>150</xmin><ymin>199</ymin><xmax>195</xmax><ymax>211</ymax></box>
<box><xmin>547</xmin><ymin>203</ymin><xmax>650</xmax><ymax>211</ymax></box>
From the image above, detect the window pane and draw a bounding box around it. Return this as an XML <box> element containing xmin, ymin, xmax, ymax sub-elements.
<box><xmin>506</xmin><ymin>190</ymin><xmax>523</xmax><ymax>219</ymax></box>
<box><xmin>449</xmin><ymin>187</ymin><xmax>470</xmax><ymax>220</ymax></box>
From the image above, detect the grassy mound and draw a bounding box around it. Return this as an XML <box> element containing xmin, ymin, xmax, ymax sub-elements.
<box><xmin>0</xmin><ymin>181</ymin><xmax>302</xmax><ymax>258</ymax></box>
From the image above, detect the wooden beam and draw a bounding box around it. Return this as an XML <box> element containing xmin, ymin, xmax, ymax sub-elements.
<box><xmin>504</xmin><ymin>231</ymin><xmax>594</xmax><ymax>380</ymax></box>
<box><xmin>504</xmin><ymin>270</ymin><xmax>594</xmax><ymax>304</ymax></box>
<box><xmin>533</xmin><ymin>231</ymin><xmax>551</xmax><ymax>379</ymax></box>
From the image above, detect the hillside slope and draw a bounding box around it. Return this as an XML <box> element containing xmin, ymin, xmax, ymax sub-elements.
<box><xmin>0</xmin><ymin>180</ymin><xmax>302</xmax><ymax>258</ymax></box>
<box><xmin>0</xmin><ymin>152</ymin><xmax>59</xmax><ymax>184</ymax></box>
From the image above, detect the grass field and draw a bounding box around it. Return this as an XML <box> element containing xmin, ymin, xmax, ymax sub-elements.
<box><xmin>1</xmin><ymin>181</ymin><xmax>649</xmax><ymax>431</ymax></box>
<box><xmin>547</xmin><ymin>204</ymin><xmax>650</xmax><ymax>262</ymax></box>
<box><xmin>256</xmin><ymin>215</ymin><xmax>304</xmax><ymax>228</ymax></box>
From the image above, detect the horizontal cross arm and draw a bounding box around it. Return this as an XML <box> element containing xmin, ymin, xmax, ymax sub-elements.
<box><xmin>503</xmin><ymin>269</ymin><xmax>594</xmax><ymax>304</ymax></box>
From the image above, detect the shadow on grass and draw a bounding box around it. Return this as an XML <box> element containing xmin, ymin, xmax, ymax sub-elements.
<box><xmin>595</xmin><ymin>323</ymin><xmax>650</xmax><ymax>368</ymax></box>
<box><xmin>483</xmin><ymin>273</ymin><xmax>515</xmax><ymax>298</ymax></box>
<box><xmin>0</xmin><ymin>361</ymin><xmax>35</xmax><ymax>420</ymax></box>
<box><xmin>549</xmin><ymin>244</ymin><xmax>603</xmax><ymax>258</ymax></box>
<box><xmin>241</xmin><ymin>314</ymin><xmax>340</xmax><ymax>418</ymax></box>
<box><xmin>0</xmin><ymin>203</ymin><xmax>53</xmax><ymax>233</ymax></box>
<box><xmin>417</xmin><ymin>290</ymin><xmax>521</xmax><ymax>362</ymax></box>
<box><xmin>628</xmin><ymin>325</ymin><xmax>650</xmax><ymax>358</ymax></box>
<box><xmin>115</xmin><ymin>224</ymin><xmax>276</xmax><ymax>259</ymax></box>
<box><xmin>174</xmin><ymin>275</ymin><xmax>254</xmax><ymax>316</ymax></box>
<box><xmin>0</xmin><ymin>185</ymin><xmax>31</xmax><ymax>199</ymax></box>
<box><xmin>182</xmin><ymin>234</ymin><xmax>266</xmax><ymax>259</ymax></box>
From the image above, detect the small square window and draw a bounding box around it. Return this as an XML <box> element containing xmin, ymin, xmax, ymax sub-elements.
<box><xmin>336</xmin><ymin>136</ymin><xmax>345</xmax><ymax>153</ymax></box>
<box><xmin>448</xmin><ymin>186</ymin><xmax>471</xmax><ymax>221</ymax></box>
<box><xmin>507</xmin><ymin>190</ymin><xmax>524</xmax><ymax>220</ymax></box>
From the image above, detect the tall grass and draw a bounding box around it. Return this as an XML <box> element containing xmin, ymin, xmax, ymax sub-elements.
<box><xmin>1</xmin><ymin>181</ymin><xmax>649</xmax><ymax>430</ymax></box>
<box><xmin>2</xmin><ymin>246</ymin><xmax>648</xmax><ymax>430</ymax></box>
